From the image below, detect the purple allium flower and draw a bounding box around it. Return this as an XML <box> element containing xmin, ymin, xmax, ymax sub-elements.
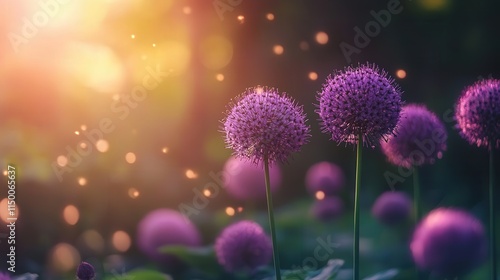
<box><xmin>380</xmin><ymin>104</ymin><xmax>447</xmax><ymax>168</ymax></box>
<box><xmin>305</xmin><ymin>161</ymin><xmax>345</xmax><ymax>195</ymax></box>
<box><xmin>222</xmin><ymin>86</ymin><xmax>310</xmax><ymax>163</ymax></box>
<box><xmin>215</xmin><ymin>220</ymin><xmax>272</xmax><ymax>272</ymax></box>
<box><xmin>0</xmin><ymin>272</ymin><xmax>11</xmax><ymax>280</ymax></box>
<box><xmin>371</xmin><ymin>191</ymin><xmax>412</xmax><ymax>225</ymax></box>
<box><xmin>410</xmin><ymin>208</ymin><xmax>487</xmax><ymax>277</ymax></box>
<box><xmin>222</xmin><ymin>156</ymin><xmax>282</xmax><ymax>200</ymax></box>
<box><xmin>76</xmin><ymin>262</ymin><xmax>95</xmax><ymax>280</ymax></box>
<box><xmin>310</xmin><ymin>196</ymin><xmax>344</xmax><ymax>222</ymax></box>
<box><xmin>317</xmin><ymin>63</ymin><xmax>402</xmax><ymax>145</ymax></box>
<box><xmin>137</xmin><ymin>209</ymin><xmax>201</xmax><ymax>264</ymax></box>
<box><xmin>455</xmin><ymin>78</ymin><xmax>500</xmax><ymax>149</ymax></box>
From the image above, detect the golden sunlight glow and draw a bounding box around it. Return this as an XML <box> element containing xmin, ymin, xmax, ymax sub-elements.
<box><xmin>396</xmin><ymin>69</ymin><xmax>407</xmax><ymax>79</ymax></box>
<box><xmin>273</xmin><ymin>45</ymin><xmax>284</xmax><ymax>55</ymax></box>
<box><xmin>57</xmin><ymin>155</ymin><xmax>68</xmax><ymax>167</ymax></box>
<box><xmin>131</xmin><ymin>34</ymin><xmax>136</xmax><ymax>39</ymax></box>
<box><xmin>77</xmin><ymin>177</ymin><xmax>87</xmax><ymax>186</ymax></box>
<box><xmin>50</xmin><ymin>243</ymin><xmax>80</xmax><ymax>273</ymax></box>
<box><xmin>0</xmin><ymin>198</ymin><xmax>20</xmax><ymax>224</ymax></box>
<box><xmin>96</xmin><ymin>139</ymin><xmax>109</xmax><ymax>153</ymax></box>
<box><xmin>315</xmin><ymin>31</ymin><xmax>329</xmax><ymax>44</ymax></box>
<box><xmin>225</xmin><ymin>207</ymin><xmax>235</xmax><ymax>216</ymax></box>
<box><xmin>315</xmin><ymin>191</ymin><xmax>325</xmax><ymax>200</ymax></box>
<box><xmin>63</xmin><ymin>205</ymin><xmax>80</xmax><ymax>225</ymax></box>
<box><xmin>128</xmin><ymin>188</ymin><xmax>140</xmax><ymax>199</ymax></box>
<box><xmin>308</xmin><ymin>72</ymin><xmax>318</xmax><ymax>81</ymax></box>
<box><xmin>112</xmin><ymin>230</ymin><xmax>132</xmax><ymax>252</ymax></box>
<box><xmin>200</xmin><ymin>36</ymin><xmax>233</xmax><ymax>70</ymax></box>
<box><xmin>185</xmin><ymin>169</ymin><xmax>198</xmax><ymax>179</ymax></box>
<box><xmin>125</xmin><ymin>152</ymin><xmax>136</xmax><ymax>164</ymax></box>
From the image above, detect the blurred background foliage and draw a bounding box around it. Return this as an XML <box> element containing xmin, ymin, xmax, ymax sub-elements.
<box><xmin>0</xmin><ymin>0</ymin><xmax>499</xmax><ymax>279</ymax></box>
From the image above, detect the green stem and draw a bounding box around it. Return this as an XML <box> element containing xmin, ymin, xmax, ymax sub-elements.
<box><xmin>264</xmin><ymin>155</ymin><xmax>281</xmax><ymax>280</ymax></box>
<box><xmin>353</xmin><ymin>135</ymin><xmax>362</xmax><ymax>280</ymax></box>
<box><xmin>489</xmin><ymin>145</ymin><xmax>496</xmax><ymax>280</ymax></box>
<box><xmin>413</xmin><ymin>167</ymin><xmax>420</xmax><ymax>223</ymax></box>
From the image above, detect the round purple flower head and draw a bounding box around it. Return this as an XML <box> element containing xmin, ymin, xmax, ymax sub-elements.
<box><xmin>0</xmin><ymin>272</ymin><xmax>11</xmax><ymax>280</ymax></box>
<box><xmin>137</xmin><ymin>209</ymin><xmax>201</xmax><ymax>264</ymax></box>
<box><xmin>380</xmin><ymin>104</ymin><xmax>447</xmax><ymax>168</ymax></box>
<box><xmin>222</xmin><ymin>86</ymin><xmax>310</xmax><ymax>163</ymax></box>
<box><xmin>215</xmin><ymin>220</ymin><xmax>272</xmax><ymax>272</ymax></box>
<box><xmin>317</xmin><ymin>63</ymin><xmax>402</xmax><ymax>145</ymax></box>
<box><xmin>77</xmin><ymin>262</ymin><xmax>95</xmax><ymax>280</ymax></box>
<box><xmin>411</xmin><ymin>208</ymin><xmax>487</xmax><ymax>277</ymax></box>
<box><xmin>371</xmin><ymin>191</ymin><xmax>412</xmax><ymax>226</ymax></box>
<box><xmin>310</xmin><ymin>196</ymin><xmax>344</xmax><ymax>222</ymax></box>
<box><xmin>223</xmin><ymin>156</ymin><xmax>282</xmax><ymax>200</ymax></box>
<box><xmin>305</xmin><ymin>161</ymin><xmax>345</xmax><ymax>195</ymax></box>
<box><xmin>455</xmin><ymin>78</ymin><xmax>500</xmax><ymax>149</ymax></box>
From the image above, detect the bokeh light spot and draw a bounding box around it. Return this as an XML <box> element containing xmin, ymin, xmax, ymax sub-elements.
<box><xmin>299</xmin><ymin>41</ymin><xmax>309</xmax><ymax>51</ymax></box>
<box><xmin>63</xmin><ymin>205</ymin><xmax>79</xmax><ymax>225</ymax></box>
<box><xmin>50</xmin><ymin>243</ymin><xmax>80</xmax><ymax>273</ymax></box>
<box><xmin>0</xmin><ymin>198</ymin><xmax>20</xmax><ymax>223</ymax></box>
<box><xmin>77</xmin><ymin>177</ymin><xmax>87</xmax><ymax>186</ymax></box>
<box><xmin>112</xmin><ymin>230</ymin><xmax>131</xmax><ymax>252</ymax></box>
<box><xmin>266</xmin><ymin>13</ymin><xmax>275</xmax><ymax>21</ymax></box>
<box><xmin>81</xmin><ymin>230</ymin><xmax>104</xmax><ymax>253</ymax></box>
<box><xmin>216</xmin><ymin>73</ymin><xmax>225</xmax><ymax>81</ymax></box>
<box><xmin>315</xmin><ymin>191</ymin><xmax>325</xmax><ymax>200</ymax></box>
<box><xmin>125</xmin><ymin>152</ymin><xmax>136</xmax><ymax>164</ymax></box>
<box><xmin>308</xmin><ymin>71</ymin><xmax>318</xmax><ymax>81</ymax></box>
<box><xmin>128</xmin><ymin>188</ymin><xmax>140</xmax><ymax>199</ymax></box>
<box><xmin>396</xmin><ymin>69</ymin><xmax>407</xmax><ymax>79</ymax></box>
<box><xmin>225</xmin><ymin>207</ymin><xmax>235</xmax><ymax>216</ymax></box>
<box><xmin>96</xmin><ymin>139</ymin><xmax>109</xmax><ymax>153</ymax></box>
<box><xmin>315</xmin><ymin>31</ymin><xmax>329</xmax><ymax>44</ymax></box>
<box><xmin>273</xmin><ymin>45</ymin><xmax>284</xmax><ymax>55</ymax></box>
<box><xmin>185</xmin><ymin>169</ymin><xmax>198</xmax><ymax>179</ymax></box>
<box><xmin>57</xmin><ymin>155</ymin><xmax>68</xmax><ymax>167</ymax></box>
<box><xmin>183</xmin><ymin>6</ymin><xmax>192</xmax><ymax>15</ymax></box>
<box><xmin>237</xmin><ymin>15</ymin><xmax>245</xmax><ymax>24</ymax></box>
<box><xmin>162</xmin><ymin>147</ymin><xmax>169</xmax><ymax>154</ymax></box>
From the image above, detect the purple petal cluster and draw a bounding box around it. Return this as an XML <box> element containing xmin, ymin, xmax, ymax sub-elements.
<box><xmin>317</xmin><ymin>63</ymin><xmax>402</xmax><ymax>145</ymax></box>
<box><xmin>410</xmin><ymin>208</ymin><xmax>487</xmax><ymax>277</ymax></box>
<box><xmin>222</xmin><ymin>156</ymin><xmax>282</xmax><ymax>200</ymax></box>
<box><xmin>380</xmin><ymin>104</ymin><xmax>447</xmax><ymax>168</ymax></box>
<box><xmin>455</xmin><ymin>78</ymin><xmax>500</xmax><ymax>149</ymax></box>
<box><xmin>215</xmin><ymin>220</ymin><xmax>272</xmax><ymax>272</ymax></box>
<box><xmin>222</xmin><ymin>86</ymin><xmax>310</xmax><ymax>163</ymax></box>
<box><xmin>76</xmin><ymin>262</ymin><xmax>95</xmax><ymax>280</ymax></box>
<box><xmin>305</xmin><ymin>161</ymin><xmax>345</xmax><ymax>195</ymax></box>
<box><xmin>310</xmin><ymin>196</ymin><xmax>344</xmax><ymax>222</ymax></box>
<box><xmin>136</xmin><ymin>209</ymin><xmax>201</xmax><ymax>264</ymax></box>
<box><xmin>0</xmin><ymin>272</ymin><xmax>11</xmax><ymax>280</ymax></box>
<box><xmin>371</xmin><ymin>191</ymin><xmax>412</xmax><ymax>225</ymax></box>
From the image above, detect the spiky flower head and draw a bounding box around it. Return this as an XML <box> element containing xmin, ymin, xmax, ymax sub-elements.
<box><xmin>222</xmin><ymin>86</ymin><xmax>310</xmax><ymax>164</ymax></box>
<box><xmin>215</xmin><ymin>220</ymin><xmax>272</xmax><ymax>272</ymax></box>
<box><xmin>77</xmin><ymin>262</ymin><xmax>95</xmax><ymax>280</ymax></box>
<box><xmin>380</xmin><ymin>104</ymin><xmax>447</xmax><ymax>168</ymax></box>
<box><xmin>137</xmin><ymin>209</ymin><xmax>201</xmax><ymax>264</ymax></box>
<box><xmin>0</xmin><ymin>272</ymin><xmax>11</xmax><ymax>280</ymax></box>
<box><xmin>317</xmin><ymin>63</ymin><xmax>402</xmax><ymax>145</ymax></box>
<box><xmin>410</xmin><ymin>208</ymin><xmax>487</xmax><ymax>277</ymax></box>
<box><xmin>371</xmin><ymin>191</ymin><xmax>412</xmax><ymax>225</ymax></box>
<box><xmin>222</xmin><ymin>156</ymin><xmax>281</xmax><ymax>200</ymax></box>
<box><xmin>455</xmin><ymin>78</ymin><xmax>500</xmax><ymax>149</ymax></box>
<box><xmin>310</xmin><ymin>196</ymin><xmax>344</xmax><ymax>222</ymax></box>
<box><xmin>305</xmin><ymin>161</ymin><xmax>345</xmax><ymax>195</ymax></box>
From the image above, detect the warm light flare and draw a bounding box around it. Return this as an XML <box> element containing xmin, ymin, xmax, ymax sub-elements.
<box><xmin>225</xmin><ymin>207</ymin><xmax>235</xmax><ymax>216</ymax></box>
<box><xmin>185</xmin><ymin>169</ymin><xmax>198</xmax><ymax>179</ymax></box>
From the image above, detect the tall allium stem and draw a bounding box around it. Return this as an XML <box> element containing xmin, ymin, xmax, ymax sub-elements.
<box><xmin>413</xmin><ymin>167</ymin><xmax>420</xmax><ymax>222</ymax></box>
<box><xmin>353</xmin><ymin>134</ymin><xmax>362</xmax><ymax>280</ymax></box>
<box><xmin>264</xmin><ymin>154</ymin><xmax>281</xmax><ymax>280</ymax></box>
<box><xmin>489</xmin><ymin>145</ymin><xmax>496</xmax><ymax>280</ymax></box>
